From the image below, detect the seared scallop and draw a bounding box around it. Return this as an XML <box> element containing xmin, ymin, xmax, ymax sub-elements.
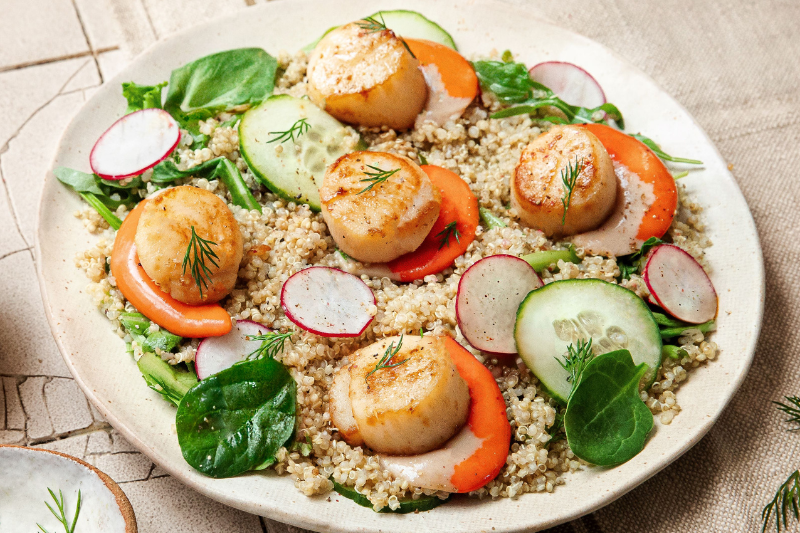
<box><xmin>329</xmin><ymin>335</ymin><xmax>470</xmax><ymax>455</ymax></box>
<box><xmin>320</xmin><ymin>151</ymin><xmax>440</xmax><ymax>263</ymax></box>
<box><xmin>135</xmin><ymin>186</ymin><xmax>243</xmax><ymax>305</ymax></box>
<box><xmin>511</xmin><ymin>125</ymin><xmax>616</xmax><ymax>237</ymax></box>
<box><xmin>307</xmin><ymin>22</ymin><xmax>428</xmax><ymax>130</ymax></box>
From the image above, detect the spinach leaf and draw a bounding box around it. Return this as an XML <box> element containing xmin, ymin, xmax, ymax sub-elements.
<box><xmin>122</xmin><ymin>81</ymin><xmax>167</xmax><ymax>114</ymax></box>
<box><xmin>332</xmin><ymin>480</ymin><xmax>448</xmax><ymax>513</ymax></box>
<box><xmin>564</xmin><ymin>350</ymin><xmax>653</xmax><ymax>466</ymax></box>
<box><xmin>53</xmin><ymin>167</ymin><xmax>135</xmax><ymax>229</ymax></box>
<box><xmin>629</xmin><ymin>133</ymin><xmax>703</xmax><ymax>165</ymax></box>
<box><xmin>137</xmin><ymin>352</ymin><xmax>198</xmax><ymax>407</ymax></box>
<box><xmin>151</xmin><ymin>157</ymin><xmax>261</xmax><ymax>212</ymax></box>
<box><xmin>473</xmin><ymin>59</ymin><xmax>625</xmax><ymax>128</ymax></box>
<box><xmin>616</xmin><ymin>237</ymin><xmax>664</xmax><ymax>281</ymax></box>
<box><xmin>176</xmin><ymin>356</ymin><xmax>296</xmax><ymax>478</ymax></box>
<box><xmin>164</xmin><ymin>48</ymin><xmax>278</xmax><ymax>125</ymax></box>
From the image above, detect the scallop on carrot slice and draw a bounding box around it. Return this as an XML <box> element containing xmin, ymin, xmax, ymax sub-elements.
<box><xmin>380</xmin><ymin>337</ymin><xmax>511</xmax><ymax>493</ymax></box>
<box><xmin>572</xmin><ymin>124</ymin><xmax>678</xmax><ymax>256</ymax></box>
<box><xmin>382</xmin><ymin>165</ymin><xmax>478</xmax><ymax>282</ymax></box>
<box><xmin>406</xmin><ymin>38</ymin><xmax>479</xmax><ymax>126</ymax></box>
<box><xmin>110</xmin><ymin>201</ymin><xmax>232</xmax><ymax>338</ymax></box>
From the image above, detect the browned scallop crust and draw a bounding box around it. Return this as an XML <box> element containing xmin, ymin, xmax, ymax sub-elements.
<box><xmin>512</xmin><ymin>125</ymin><xmax>616</xmax><ymax>237</ymax></box>
<box><xmin>135</xmin><ymin>186</ymin><xmax>243</xmax><ymax>305</ymax></box>
<box><xmin>320</xmin><ymin>151</ymin><xmax>440</xmax><ymax>263</ymax></box>
<box><xmin>307</xmin><ymin>22</ymin><xmax>427</xmax><ymax>130</ymax></box>
<box><xmin>338</xmin><ymin>336</ymin><xmax>470</xmax><ymax>456</ymax></box>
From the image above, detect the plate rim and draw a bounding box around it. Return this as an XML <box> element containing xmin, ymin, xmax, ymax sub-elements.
<box><xmin>34</xmin><ymin>0</ymin><xmax>765</xmax><ymax>531</ymax></box>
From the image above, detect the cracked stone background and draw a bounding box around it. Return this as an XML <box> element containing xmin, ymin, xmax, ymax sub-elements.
<box><xmin>1</xmin><ymin>0</ymin><xmax>798</xmax><ymax>532</ymax></box>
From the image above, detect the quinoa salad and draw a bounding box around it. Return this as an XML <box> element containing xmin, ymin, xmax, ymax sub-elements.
<box><xmin>59</xmin><ymin>10</ymin><xmax>718</xmax><ymax>513</ymax></box>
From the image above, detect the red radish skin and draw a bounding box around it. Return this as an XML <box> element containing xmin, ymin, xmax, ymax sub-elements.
<box><xmin>528</xmin><ymin>61</ymin><xmax>606</xmax><ymax>109</ymax></box>
<box><xmin>643</xmin><ymin>244</ymin><xmax>717</xmax><ymax>324</ymax></box>
<box><xmin>90</xmin><ymin>108</ymin><xmax>180</xmax><ymax>180</ymax></box>
<box><xmin>281</xmin><ymin>267</ymin><xmax>375</xmax><ymax>337</ymax></box>
<box><xmin>195</xmin><ymin>320</ymin><xmax>270</xmax><ymax>380</ymax></box>
<box><xmin>456</xmin><ymin>255</ymin><xmax>543</xmax><ymax>354</ymax></box>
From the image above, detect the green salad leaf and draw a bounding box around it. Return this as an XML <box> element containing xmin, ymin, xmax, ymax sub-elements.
<box><xmin>617</xmin><ymin>237</ymin><xmax>664</xmax><ymax>280</ymax></box>
<box><xmin>137</xmin><ymin>352</ymin><xmax>198</xmax><ymax>407</ymax></box>
<box><xmin>164</xmin><ymin>48</ymin><xmax>278</xmax><ymax>125</ymax></box>
<box><xmin>176</xmin><ymin>356</ymin><xmax>296</xmax><ymax>478</ymax></box>
<box><xmin>53</xmin><ymin>167</ymin><xmax>136</xmax><ymax>230</ymax></box>
<box><xmin>472</xmin><ymin>59</ymin><xmax>624</xmax><ymax>128</ymax></box>
<box><xmin>564</xmin><ymin>349</ymin><xmax>653</xmax><ymax>466</ymax></box>
<box><xmin>122</xmin><ymin>81</ymin><xmax>167</xmax><ymax>114</ymax></box>
<box><xmin>151</xmin><ymin>157</ymin><xmax>261</xmax><ymax>212</ymax></box>
<box><xmin>332</xmin><ymin>480</ymin><xmax>448</xmax><ymax>513</ymax></box>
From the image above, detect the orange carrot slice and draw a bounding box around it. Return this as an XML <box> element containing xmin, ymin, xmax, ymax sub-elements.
<box><xmin>385</xmin><ymin>165</ymin><xmax>478</xmax><ymax>282</ymax></box>
<box><xmin>582</xmin><ymin>124</ymin><xmax>678</xmax><ymax>241</ymax></box>
<box><xmin>405</xmin><ymin>38</ymin><xmax>479</xmax><ymax>101</ymax></box>
<box><xmin>446</xmin><ymin>336</ymin><xmax>511</xmax><ymax>493</ymax></box>
<box><xmin>110</xmin><ymin>201</ymin><xmax>232</xmax><ymax>338</ymax></box>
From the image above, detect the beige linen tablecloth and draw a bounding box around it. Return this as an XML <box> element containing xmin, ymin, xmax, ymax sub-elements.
<box><xmin>1</xmin><ymin>0</ymin><xmax>797</xmax><ymax>531</ymax></box>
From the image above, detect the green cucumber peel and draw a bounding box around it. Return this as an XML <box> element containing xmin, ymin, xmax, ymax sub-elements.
<box><xmin>176</xmin><ymin>356</ymin><xmax>296</xmax><ymax>478</ymax></box>
<box><xmin>479</xmin><ymin>207</ymin><xmax>507</xmax><ymax>230</ymax></box>
<box><xmin>564</xmin><ymin>349</ymin><xmax>653</xmax><ymax>466</ymax></box>
<box><xmin>137</xmin><ymin>352</ymin><xmax>198</xmax><ymax>407</ymax></box>
<box><xmin>332</xmin><ymin>481</ymin><xmax>448</xmax><ymax>513</ymax></box>
<box><xmin>521</xmin><ymin>246</ymin><xmax>580</xmax><ymax>272</ymax></box>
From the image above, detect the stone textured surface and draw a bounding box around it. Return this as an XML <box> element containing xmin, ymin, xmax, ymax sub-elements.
<box><xmin>1</xmin><ymin>0</ymin><xmax>797</xmax><ymax>532</ymax></box>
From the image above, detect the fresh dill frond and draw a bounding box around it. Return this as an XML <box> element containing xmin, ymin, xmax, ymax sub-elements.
<box><xmin>560</xmin><ymin>156</ymin><xmax>585</xmax><ymax>225</ymax></box>
<box><xmin>267</xmin><ymin>118</ymin><xmax>311</xmax><ymax>144</ymax></box>
<box><xmin>762</xmin><ymin>470</ymin><xmax>800</xmax><ymax>532</ymax></box>
<box><xmin>775</xmin><ymin>396</ymin><xmax>800</xmax><ymax>431</ymax></box>
<box><xmin>436</xmin><ymin>221</ymin><xmax>461</xmax><ymax>250</ymax></box>
<box><xmin>182</xmin><ymin>226</ymin><xmax>219</xmax><ymax>299</ymax></box>
<box><xmin>357</xmin><ymin>165</ymin><xmax>400</xmax><ymax>194</ymax></box>
<box><xmin>356</xmin><ymin>13</ymin><xmax>416</xmax><ymax>58</ymax></box>
<box><xmin>556</xmin><ymin>338</ymin><xmax>594</xmax><ymax>399</ymax></box>
<box><xmin>418</xmin><ymin>152</ymin><xmax>428</xmax><ymax>165</ymax></box>
<box><xmin>246</xmin><ymin>331</ymin><xmax>293</xmax><ymax>360</ymax></box>
<box><xmin>365</xmin><ymin>334</ymin><xmax>408</xmax><ymax>383</ymax></box>
<box><xmin>38</xmin><ymin>488</ymin><xmax>82</xmax><ymax>533</ymax></box>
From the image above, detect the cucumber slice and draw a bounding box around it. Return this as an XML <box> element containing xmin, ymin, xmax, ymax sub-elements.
<box><xmin>239</xmin><ymin>95</ymin><xmax>353</xmax><ymax>211</ymax></box>
<box><xmin>302</xmin><ymin>10</ymin><xmax>457</xmax><ymax>52</ymax></box>
<box><xmin>515</xmin><ymin>279</ymin><xmax>662</xmax><ymax>404</ymax></box>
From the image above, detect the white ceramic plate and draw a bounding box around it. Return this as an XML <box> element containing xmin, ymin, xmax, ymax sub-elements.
<box><xmin>35</xmin><ymin>0</ymin><xmax>764</xmax><ymax>531</ymax></box>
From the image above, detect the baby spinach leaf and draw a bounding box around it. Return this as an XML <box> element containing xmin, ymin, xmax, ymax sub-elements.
<box><xmin>151</xmin><ymin>157</ymin><xmax>261</xmax><ymax>212</ymax></box>
<box><xmin>137</xmin><ymin>352</ymin><xmax>198</xmax><ymax>407</ymax></box>
<box><xmin>564</xmin><ymin>350</ymin><xmax>653</xmax><ymax>466</ymax></box>
<box><xmin>616</xmin><ymin>237</ymin><xmax>664</xmax><ymax>281</ymax></box>
<box><xmin>332</xmin><ymin>480</ymin><xmax>448</xmax><ymax>513</ymax></box>
<box><xmin>176</xmin><ymin>356</ymin><xmax>296</xmax><ymax>478</ymax></box>
<box><xmin>53</xmin><ymin>167</ymin><xmax>135</xmax><ymax>229</ymax></box>
<box><xmin>472</xmin><ymin>59</ymin><xmax>625</xmax><ymax>128</ymax></box>
<box><xmin>164</xmin><ymin>48</ymin><xmax>278</xmax><ymax>125</ymax></box>
<box><xmin>122</xmin><ymin>81</ymin><xmax>167</xmax><ymax>114</ymax></box>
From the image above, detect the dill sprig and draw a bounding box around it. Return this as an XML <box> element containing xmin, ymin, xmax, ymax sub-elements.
<box><xmin>556</xmin><ymin>338</ymin><xmax>594</xmax><ymax>400</ymax></box>
<box><xmin>38</xmin><ymin>488</ymin><xmax>82</xmax><ymax>533</ymax></box>
<box><xmin>436</xmin><ymin>221</ymin><xmax>461</xmax><ymax>250</ymax></box>
<box><xmin>267</xmin><ymin>118</ymin><xmax>311</xmax><ymax>144</ymax></box>
<box><xmin>775</xmin><ymin>396</ymin><xmax>800</xmax><ymax>430</ymax></box>
<box><xmin>560</xmin><ymin>157</ymin><xmax>585</xmax><ymax>225</ymax></box>
<box><xmin>357</xmin><ymin>165</ymin><xmax>400</xmax><ymax>194</ymax></box>
<box><xmin>365</xmin><ymin>334</ymin><xmax>408</xmax><ymax>383</ymax></box>
<box><xmin>762</xmin><ymin>470</ymin><xmax>800</xmax><ymax>532</ymax></box>
<box><xmin>182</xmin><ymin>226</ymin><xmax>219</xmax><ymax>299</ymax></box>
<box><xmin>245</xmin><ymin>331</ymin><xmax>293</xmax><ymax>360</ymax></box>
<box><xmin>356</xmin><ymin>13</ymin><xmax>416</xmax><ymax>59</ymax></box>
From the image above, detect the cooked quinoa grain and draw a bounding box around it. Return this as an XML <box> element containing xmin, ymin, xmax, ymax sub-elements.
<box><xmin>75</xmin><ymin>51</ymin><xmax>717</xmax><ymax>510</ymax></box>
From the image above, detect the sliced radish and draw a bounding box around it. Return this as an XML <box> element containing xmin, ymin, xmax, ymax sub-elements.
<box><xmin>643</xmin><ymin>244</ymin><xmax>717</xmax><ymax>324</ymax></box>
<box><xmin>90</xmin><ymin>108</ymin><xmax>180</xmax><ymax>180</ymax></box>
<box><xmin>280</xmin><ymin>267</ymin><xmax>375</xmax><ymax>337</ymax></box>
<box><xmin>456</xmin><ymin>255</ymin><xmax>543</xmax><ymax>354</ymax></box>
<box><xmin>529</xmin><ymin>61</ymin><xmax>606</xmax><ymax>109</ymax></box>
<box><xmin>195</xmin><ymin>319</ymin><xmax>269</xmax><ymax>380</ymax></box>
